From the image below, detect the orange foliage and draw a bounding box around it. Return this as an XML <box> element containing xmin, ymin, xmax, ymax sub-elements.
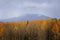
<box><xmin>52</xmin><ymin>23</ymin><xmax>59</xmax><ymax>34</ymax></box>
<box><xmin>0</xmin><ymin>18</ymin><xmax>60</xmax><ymax>35</ymax></box>
<box><xmin>0</xmin><ymin>18</ymin><xmax>60</xmax><ymax>40</ymax></box>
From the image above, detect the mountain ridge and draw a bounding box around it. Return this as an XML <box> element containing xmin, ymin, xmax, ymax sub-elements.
<box><xmin>0</xmin><ymin>14</ymin><xmax>50</xmax><ymax>22</ymax></box>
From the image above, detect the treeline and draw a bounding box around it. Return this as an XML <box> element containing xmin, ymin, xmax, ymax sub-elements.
<box><xmin>0</xmin><ymin>18</ymin><xmax>60</xmax><ymax>40</ymax></box>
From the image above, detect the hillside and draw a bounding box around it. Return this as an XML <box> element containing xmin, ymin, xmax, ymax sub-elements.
<box><xmin>0</xmin><ymin>18</ymin><xmax>60</xmax><ymax>40</ymax></box>
<box><xmin>0</xmin><ymin>14</ymin><xmax>50</xmax><ymax>22</ymax></box>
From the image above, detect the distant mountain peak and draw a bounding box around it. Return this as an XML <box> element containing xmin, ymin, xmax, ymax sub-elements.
<box><xmin>0</xmin><ymin>14</ymin><xmax>50</xmax><ymax>22</ymax></box>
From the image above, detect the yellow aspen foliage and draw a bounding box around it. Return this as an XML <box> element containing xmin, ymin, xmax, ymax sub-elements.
<box><xmin>0</xmin><ymin>18</ymin><xmax>60</xmax><ymax>40</ymax></box>
<box><xmin>52</xmin><ymin>23</ymin><xmax>59</xmax><ymax>35</ymax></box>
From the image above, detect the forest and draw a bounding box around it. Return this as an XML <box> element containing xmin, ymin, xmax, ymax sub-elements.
<box><xmin>0</xmin><ymin>18</ymin><xmax>60</xmax><ymax>40</ymax></box>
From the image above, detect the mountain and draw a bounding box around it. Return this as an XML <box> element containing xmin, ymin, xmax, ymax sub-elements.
<box><xmin>0</xmin><ymin>14</ymin><xmax>50</xmax><ymax>22</ymax></box>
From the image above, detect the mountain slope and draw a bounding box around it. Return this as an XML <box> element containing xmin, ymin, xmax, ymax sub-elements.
<box><xmin>0</xmin><ymin>14</ymin><xmax>50</xmax><ymax>22</ymax></box>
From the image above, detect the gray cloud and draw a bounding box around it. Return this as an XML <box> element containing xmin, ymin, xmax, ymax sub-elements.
<box><xmin>0</xmin><ymin>0</ymin><xmax>60</xmax><ymax>19</ymax></box>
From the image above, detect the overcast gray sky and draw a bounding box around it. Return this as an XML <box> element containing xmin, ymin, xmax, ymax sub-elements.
<box><xmin>0</xmin><ymin>0</ymin><xmax>60</xmax><ymax>19</ymax></box>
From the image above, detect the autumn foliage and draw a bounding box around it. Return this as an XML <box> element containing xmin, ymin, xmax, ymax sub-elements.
<box><xmin>0</xmin><ymin>18</ymin><xmax>60</xmax><ymax>40</ymax></box>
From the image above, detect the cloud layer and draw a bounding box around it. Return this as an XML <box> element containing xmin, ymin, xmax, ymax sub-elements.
<box><xmin>0</xmin><ymin>0</ymin><xmax>60</xmax><ymax>19</ymax></box>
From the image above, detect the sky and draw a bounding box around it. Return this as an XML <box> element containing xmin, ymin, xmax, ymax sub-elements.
<box><xmin>0</xmin><ymin>0</ymin><xmax>60</xmax><ymax>19</ymax></box>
